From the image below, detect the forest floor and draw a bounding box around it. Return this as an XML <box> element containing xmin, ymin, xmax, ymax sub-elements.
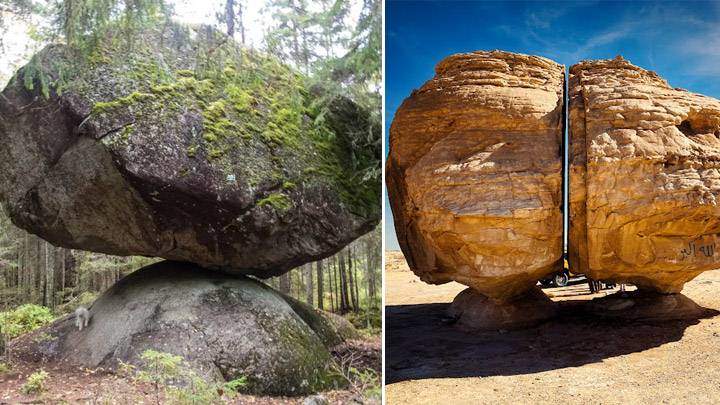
<box><xmin>385</xmin><ymin>250</ymin><xmax>720</xmax><ymax>404</ymax></box>
<box><xmin>0</xmin><ymin>336</ymin><xmax>380</xmax><ymax>404</ymax></box>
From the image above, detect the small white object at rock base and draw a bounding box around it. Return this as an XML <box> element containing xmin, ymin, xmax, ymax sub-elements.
<box><xmin>303</xmin><ymin>395</ymin><xmax>329</xmax><ymax>405</ymax></box>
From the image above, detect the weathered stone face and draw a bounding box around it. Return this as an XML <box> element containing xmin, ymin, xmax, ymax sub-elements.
<box><xmin>0</xmin><ymin>25</ymin><xmax>380</xmax><ymax>277</ymax></box>
<box><xmin>9</xmin><ymin>261</ymin><xmax>357</xmax><ymax>395</ymax></box>
<box><xmin>386</xmin><ymin>51</ymin><xmax>564</xmax><ymax>302</ymax></box>
<box><xmin>569</xmin><ymin>57</ymin><xmax>720</xmax><ymax>292</ymax></box>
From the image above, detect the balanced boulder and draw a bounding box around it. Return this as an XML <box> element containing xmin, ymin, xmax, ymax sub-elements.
<box><xmin>386</xmin><ymin>50</ymin><xmax>565</xmax><ymax>306</ymax></box>
<box><xmin>0</xmin><ymin>24</ymin><xmax>380</xmax><ymax>278</ymax></box>
<box><xmin>569</xmin><ymin>57</ymin><xmax>720</xmax><ymax>292</ymax></box>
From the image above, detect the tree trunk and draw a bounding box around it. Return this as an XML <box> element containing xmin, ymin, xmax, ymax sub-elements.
<box><xmin>329</xmin><ymin>256</ymin><xmax>336</xmax><ymax>312</ymax></box>
<box><xmin>64</xmin><ymin>0</ymin><xmax>75</xmax><ymax>46</ymax></box>
<box><xmin>290</xmin><ymin>4</ymin><xmax>301</xmax><ymax>72</ymax></box>
<box><xmin>338</xmin><ymin>251</ymin><xmax>349</xmax><ymax>314</ymax></box>
<box><xmin>305</xmin><ymin>264</ymin><xmax>314</xmax><ymax>306</ymax></box>
<box><xmin>279</xmin><ymin>273</ymin><xmax>291</xmax><ymax>294</ymax></box>
<box><xmin>238</xmin><ymin>0</ymin><xmax>245</xmax><ymax>45</ymax></box>
<box><xmin>366</xmin><ymin>241</ymin><xmax>375</xmax><ymax>300</ymax></box>
<box><xmin>44</xmin><ymin>241</ymin><xmax>55</xmax><ymax>308</ymax></box>
<box><xmin>316</xmin><ymin>260</ymin><xmax>324</xmax><ymax>310</ymax></box>
<box><xmin>60</xmin><ymin>248</ymin><xmax>67</xmax><ymax>293</ymax></box>
<box><xmin>347</xmin><ymin>248</ymin><xmax>356</xmax><ymax>311</ymax></box>
<box><xmin>353</xmin><ymin>253</ymin><xmax>360</xmax><ymax>311</ymax></box>
<box><xmin>225</xmin><ymin>0</ymin><xmax>235</xmax><ymax>37</ymax></box>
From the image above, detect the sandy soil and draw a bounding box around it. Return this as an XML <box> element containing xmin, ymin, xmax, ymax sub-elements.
<box><xmin>385</xmin><ymin>250</ymin><xmax>720</xmax><ymax>404</ymax></box>
<box><xmin>0</xmin><ymin>337</ymin><xmax>380</xmax><ymax>404</ymax></box>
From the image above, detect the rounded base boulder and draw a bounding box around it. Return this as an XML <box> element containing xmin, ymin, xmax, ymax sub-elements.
<box><xmin>447</xmin><ymin>287</ymin><xmax>557</xmax><ymax>331</ymax></box>
<box><xmin>587</xmin><ymin>290</ymin><xmax>714</xmax><ymax>321</ymax></box>
<box><xmin>10</xmin><ymin>261</ymin><xmax>358</xmax><ymax>396</ymax></box>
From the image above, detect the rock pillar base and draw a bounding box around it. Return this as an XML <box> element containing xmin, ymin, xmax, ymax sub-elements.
<box><xmin>587</xmin><ymin>290</ymin><xmax>715</xmax><ymax>321</ymax></box>
<box><xmin>447</xmin><ymin>287</ymin><xmax>557</xmax><ymax>331</ymax></box>
<box><xmin>9</xmin><ymin>261</ymin><xmax>357</xmax><ymax>395</ymax></box>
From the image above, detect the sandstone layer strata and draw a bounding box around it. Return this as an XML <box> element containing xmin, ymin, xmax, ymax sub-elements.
<box><xmin>569</xmin><ymin>56</ymin><xmax>720</xmax><ymax>292</ymax></box>
<box><xmin>387</xmin><ymin>50</ymin><xmax>565</xmax><ymax>303</ymax></box>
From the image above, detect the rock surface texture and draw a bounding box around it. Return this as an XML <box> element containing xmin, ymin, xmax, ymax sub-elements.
<box><xmin>448</xmin><ymin>287</ymin><xmax>557</xmax><ymax>330</ymax></box>
<box><xmin>0</xmin><ymin>24</ymin><xmax>380</xmax><ymax>278</ymax></box>
<box><xmin>587</xmin><ymin>290</ymin><xmax>713</xmax><ymax>321</ymax></box>
<box><xmin>569</xmin><ymin>57</ymin><xmax>720</xmax><ymax>292</ymax></box>
<box><xmin>10</xmin><ymin>261</ymin><xmax>358</xmax><ymax>395</ymax></box>
<box><xmin>386</xmin><ymin>50</ymin><xmax>565</xmax><ymax>302</ymax></box>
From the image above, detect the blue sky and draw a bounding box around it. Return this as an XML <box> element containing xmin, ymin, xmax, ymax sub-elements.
<box><xmin>384</xmin><ymin>0</ymin><xmax>720</xmax><ymax>250</ymax></box>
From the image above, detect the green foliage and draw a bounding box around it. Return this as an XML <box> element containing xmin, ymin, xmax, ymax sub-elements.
<box><xmin>6</xmin><ymin>0</ymin><xmax>174</xmax><ymax>98</ymax></box>
<box><xmin>331</xmin><ymin>361</ymin><xmax>380</xmax><ymax>403</ymax></box>
<box><xmin>21</xmin><ymin>369</ymin><xmax>49</xmax><ymax>395</ymax></box>
<box><xmin>91</xmin><ymin>91</ymin><xmax>154</xmax><ymax>113</ymax></box>
<box><xmin>75</xmin><ymin>253</ymin><xmax>158</xmax><ymax>292</ymax></box>
<box><xmin>224</xmin><ymin>84</ymin><xmax>253</xmax><ymax>112</ymax></box>
<box><xmin>223</xmin><ymin>376</ymin><xmax>248</xmax><ymax>394</ymax></box>
<box><xmin>344</xmin><ymin>302</ymin><xmax>381</xmax><ymax>330</ymax></box>
<box><xmin>59</xmin><ymin>0</ymin><xmax>170</xmax><ymax>52</ymax></box>
<box><xmin>0</xmin><ymin>304</ymin><xmax>54</xmax><ymax>339</ymax></box>
<box><xmin>0</xmin><ymin>362</ymin><xmax>10</xmax><ymax>375</ymax></box>
<box><xmin>352</xmin><ymin>367</ymin><xmax>380</xmax><ymax>400</ymax></box>
<box><xmin>122</xmin><ymin>349</ymin><xmax>247</xmax><ymax>404</ymax></box>
<box><xmin>263</xmin><ymin>0</ymin><xmax>315</xmax><ymax>74</ymax></box>
<box><xmin>29</xmin><ymin>18</ymin><xmax>378</xmax><ymax>215</ymax></box>
<box><xmin>257</xmin><ymin>193</ymin><xmax>292</xmax><ymax>211</ymax></box>
<box><xmin>167</xmin><ymin>374</ymin><xmax>224</xmax><ymax>404</ymax></box>
<box><xmin>135</xmin><ymin>349</ymin><xmax>184</xmax><ymax>386</ymax></box>
<box><xmin>20</xmin><ymin>55</ymin><xmax>52</xmax><ymax>99</ymax></box>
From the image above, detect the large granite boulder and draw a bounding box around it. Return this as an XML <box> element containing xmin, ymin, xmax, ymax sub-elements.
<box><xmin>386</xmin><ymin>50</ymin><xmax>564</xmax><ymax>303</ymax></box>
<box><xmin>0</xmin><ymin>24</ymin><xmax>380</xmax><ymax>278</ymax></box>
<box><xmin>569</xmin><ymin>56</ymin><xmax>720</xmax><ymax>292</ymax></box>
<box><xmin>9</xmin><ymin>261</ymin><xmax>357</xmax><ymax>395</ymax></box>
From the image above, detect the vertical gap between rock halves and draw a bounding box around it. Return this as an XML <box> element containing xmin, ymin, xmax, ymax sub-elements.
<box><xmin>562</xmin><ymin>66</ymin><xmax>569</xmax><ymax>260</ymax></box>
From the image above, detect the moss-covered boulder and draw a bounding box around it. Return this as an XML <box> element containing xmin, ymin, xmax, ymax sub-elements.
<box><xmin>0</xmin><ymin>24</ymin><xmax>380</xmax><ymax>277</ymax></box>
<box><xmin>282</xmin><ymin>294</ymin><xmax>361</xmax><ymax>347</ymax></box>
<box><xmin>9</xmin><ymin>261</ymin><xmax>357</xmax><ymax>395</ymax></box>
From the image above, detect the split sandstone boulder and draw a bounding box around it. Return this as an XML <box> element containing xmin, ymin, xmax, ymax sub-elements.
<box><xmin>389</xmin><ymin>51</ymin><xmax>720</xmax><ymax>328</ymax></box>
<box><xmin>387</xmin><ymin>50</ymin><xmax>565</xmax><ymax>304</ymax></box>
<box><xmin>569</xmin><ymin>56</ymin><xmax>720</xmax><ymax>293</ymax></box>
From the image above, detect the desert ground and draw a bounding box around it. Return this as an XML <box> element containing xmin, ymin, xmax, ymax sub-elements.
<box><xmin>385</xmin><ymin>250</ymin><xmax>720</xmax><ymax>404</ymax></box>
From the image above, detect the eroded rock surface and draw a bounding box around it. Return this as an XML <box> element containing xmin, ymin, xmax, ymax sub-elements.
<box><xmin>10</xmin><ymin>261</ymin><xmax>357</xmax><ymax>395</ymax></box>
<box><xmin>448</xmin><ymin>287</ymin><xmax>557</xmax><ymax>330</ymax></box>
<box><xmin>386</xmin><ymin>50</ymin><xmax>564</xmax><ymax>302</ymax></box>
<box><xmin>569</xmin><ymin>56</ymin><xmax>720</xmax><ymax>292</ymax></box>
<box><xmin>0</xmin><ymin>24</ymin><xmax>380</xmax><ymax>278</ymax></box>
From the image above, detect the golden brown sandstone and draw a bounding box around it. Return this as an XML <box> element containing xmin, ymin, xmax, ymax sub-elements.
<box><xmin>448</xmin><ymin>287</ymin><xmax>557</xmax><ymax>330</ymax></box>
<box><xmin>569</xmin><ymin>56</ymin><xmax>720</xmax><ymax>293</ymax></box>
<box><xmin>387</xmin><ymin>50</ymin><xmax>564</xmax><ymax>303</ymax></box>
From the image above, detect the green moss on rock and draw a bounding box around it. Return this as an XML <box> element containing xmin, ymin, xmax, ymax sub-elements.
<box><xmin>41</xmin><ymin>22</ymin><xmax>377</xmax><ymax>219</ymax></box>
<box><xmin>257</xmin><ymin>193</ymin><xmax>292</xmax><ymax>211</ymax></box>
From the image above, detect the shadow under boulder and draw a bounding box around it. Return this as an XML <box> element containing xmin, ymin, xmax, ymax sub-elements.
<box><xmin>586</xmin><ymin>290</ymin><xmax>718</xmax><ymax>321</ymax></box>
<box><xmin>9</xmin><ymin>261</ymin><xmax>357</xmax><ymax>396</ymax></box>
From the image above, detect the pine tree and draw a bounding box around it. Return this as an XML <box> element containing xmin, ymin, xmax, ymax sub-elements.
<box><xmin>263</xmin><ymin>0</ymin><xmax>315</xmax><ymax>74</ymax></box>
<box><xmin>316</xmin><ymin>259</ymin><xmax>324</xmax><ymax>310</ymax></box>
<box><xmin>222</xmin><ymin>0</ymin><xmax>245</xmax><ymax>44</ymax></box>
<box><xmin>304</xmin><ymin>263</ymin><xmax>313</xmax><ymax>306</ymax></box>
